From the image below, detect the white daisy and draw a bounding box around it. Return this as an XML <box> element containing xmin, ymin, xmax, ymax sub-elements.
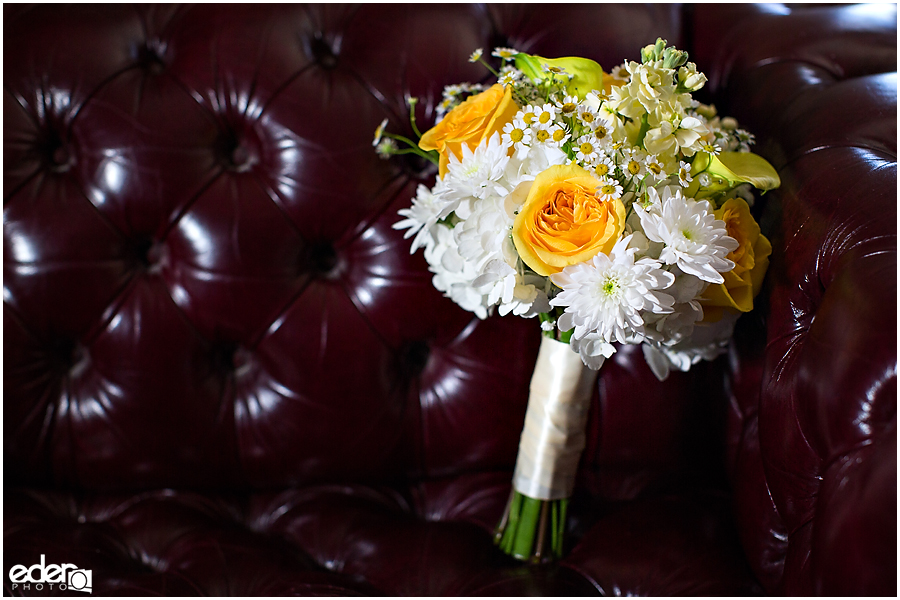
<box><xmin>634</xmin><ymin>188</ymin><xmax>739</xmax><ymax>283</ymax></box>
<box><xmin>644</xmin><ymin>154</ymin><xmax>667</xmax><ymax>182</ymax></box>
<box><xmin>492</xmin><ymin>47</ymin><xmax>519</xmax><ymax>61</ymax></box>
<box><xmin>519</xmin><ymin>105</ymin><xmax>539</xmax><ymax>128</ymax></box>
<box><xmin>574</xmin><ymin>133</ymin><xmax>600</xmax><ymax>164</ymax></box>
<box><xmin>591</xmin><ymin>115</ymin><xmax>615</xmax><ymax>147</ymax></box>
<box><xmin>549</xmin><ymin>234</ymin><xmax>676</xmax><ymax>347</ymax></box>
<box><xmin>534</xmin><ymin>103</ymin><xmax>558</xmax><ymax>127</ymax></box>
<box><xmin>501</xmin><ymin>118</ymin><xmax>533</xmax><ymax>158</ymax></box>
<box><xmin>622</xmin><ymin>148</ymin><xmax>646</xmax><ymax>179</ymax></box>
<box><xmin>546</xmin><ymin>124</ymin><xmax>570</xmax><ymax>147</ymax></box>
<box><xmin>596</xmin><ymin>177</ymin><xmax>623</xmax><ymax>202</ymax></box>
<box><xmin>677</xmin><ymin>160</ymin><xmax>693</xmax><ymax>187</ymax></box>
<box><xmin>576</xmin><ymin>104</ymin><xmax>599</xmax><ymax>128</ymax></box>
<box><xmin>468</xmin><ymin>48</ymin><xmax>483</xmax><ymax>63</ymax></box>
<box><xmin>591</xmin><ymin>154</ymin><xmax>615</xmax><ymax>179</ymax></box>
<box><xmin>554</xmin><ymin>95</ymin><xmax>580</xmax><ymax>118</ymax></box>
<box><xmin>372</xmin><ymin>118</ymin><xmax>389</xmax><ymax>147</ymax></box>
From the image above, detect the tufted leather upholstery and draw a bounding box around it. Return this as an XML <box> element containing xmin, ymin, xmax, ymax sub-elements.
<box><xmin>4</xmin><ymin>4</ymin><xmax>895</xmax><ymax>596</ymax></box>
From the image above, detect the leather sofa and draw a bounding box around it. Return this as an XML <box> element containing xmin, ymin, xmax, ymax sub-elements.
<box><xmin>4</xmin><ymin>4</ymin><xmax>895</xmax><ymax>596</ymax></box>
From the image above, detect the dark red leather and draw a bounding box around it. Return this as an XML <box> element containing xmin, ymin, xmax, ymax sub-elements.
<box><xmin>4</xmin><ymin>4</ymin><xmax>895</xmax><ymax>596</ymax></box>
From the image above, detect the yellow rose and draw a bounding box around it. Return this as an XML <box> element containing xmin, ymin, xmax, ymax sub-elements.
<box><xmin>700</xmin><ymin>197</ymin><xmax>772</xmax><ymax>322</ymax></box>
<box><xmin>418</xmin><ymin>84</ymin><xmax>518</xmax><ymax>178</ymax></box>
<box><xmin>511</xmin><ymin>165</ymin><xmax>626</xmax><ymax>276</ymax></box>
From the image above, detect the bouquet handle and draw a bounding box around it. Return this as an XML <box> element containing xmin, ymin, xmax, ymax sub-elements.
<box><xmin>495</xmin><ymin>336</ymin><xmax>598</xmax><ymax>561</ymax></box>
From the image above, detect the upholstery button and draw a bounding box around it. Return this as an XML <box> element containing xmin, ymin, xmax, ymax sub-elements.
<box><xmin>229</xmin><ymin>143</ymin><xmax>255</xmax><ymax>172</ymax></box>
<box><xmin>309</xmin><ymin>35</ymin><xmax>338</xmax><ymax>69</ymax></box>
<box><xmin>399</xmin><ymin>340</ymin><xmax>431</xmax><ymax>377</ymax></box>
<box><xmin>44</xmin><ymin>133</ymin><xmax>73</xmax><ymax>173</ymax></box>
<box><xmin>211</xmin><ymin>342</ymin><xmax>253</xmax><ymax>379</ymax></box>
<box><xmin>135</xmin><ymin>40</ymin><xmax>167</xmax><ymax>74</ymax></box>
<box><xmin>307</xmin><ymin>241</ymin><xmax>343</xmax><ymax>279</ymax></box>
<box><xmin>217</xmin><ymin>129</ymin><xmax>259</xmax><ymax>173</ymax></box>
<box><xmin>133</xmin><ymin>238</ymin><xmax>167</xmax><ymax>274</ymax></box>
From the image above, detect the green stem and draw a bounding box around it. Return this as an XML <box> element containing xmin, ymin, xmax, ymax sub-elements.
<box><xmin>495</xmin><ymin>491</ymin><xmax>568</xmax><ymax>562</ymax></box>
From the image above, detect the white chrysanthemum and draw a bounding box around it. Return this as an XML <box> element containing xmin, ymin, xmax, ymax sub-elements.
<box><xmin>425</xmin><ymin>224</ymin><xmax>491</xmax><ymax>318</ymax></box>
<box><xmin>549</xmin><ymin>235</ymin><xmax>676</xmax><ymax>346</ymax></box>
<box><xmin>393</xmin><ymin>181</ymin><xmax>454</xmax><ymax>253</ymax></box>
<box><xmin>570</xmin><ymin>331</ymin><xmax>617</xmax><ymax>370</ymax></box>
<box><xmin>635</xmin><ymin>188</ymin><xmax>738</xmax><ymax>283</ymax></box>
<box><xmin>443</xmin><ymin>132</ymin><xmax>511</xmax><ymax>200</ymax></box>
<box><xmin>448</xmin><ymin>183</ymin><xmax>551</xmax><ymax>319</ymax></box>
<box><xmin>642</xmin><ymin>310</ymin><xmax>740</xmax><ymax>381</ymax></box>
<box><xmin>505</xmin><ymin>143</ymin><xmax>568</xmax><ymax>189</ymax></box>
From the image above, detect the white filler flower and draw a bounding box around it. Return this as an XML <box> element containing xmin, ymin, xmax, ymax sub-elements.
<box><xmin>549</xmin><ymin>235</ymin><xmax>676</xmax><ymax>350</ymax></box>
<box><xmin>635</xmin><ymin>188</ymin><xmax>738</xmax><ymax>283</ymax></box>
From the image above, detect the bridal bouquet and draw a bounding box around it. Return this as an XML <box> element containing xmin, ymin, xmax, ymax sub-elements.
<box><xmin>377</xmin><ymin>39</ymin><xmax>779</xmax><ymax>562</ymax></box>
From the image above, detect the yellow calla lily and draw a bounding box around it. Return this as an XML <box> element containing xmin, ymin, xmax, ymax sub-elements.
<box><xmin>706</xmin><ymin>152</ymin><xmax>781</xmax><ymax>191</ymax></box>
<box><xmin>514</xmin><ymin>53</ymin><xmax>604</xmax><ymax>99</ymax></box>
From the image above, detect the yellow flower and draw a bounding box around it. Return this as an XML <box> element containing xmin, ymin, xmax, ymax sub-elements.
<box><xmin>700</xmin><ymin>197</ymin><xmax>771</xmax><ymax>321</ymax></box>
<box><xmin>515</xmin><ymin>53</ymin><xmax>605</xmax><ymax>99</ymax></box>
<box><xmin>418</xmin><ymin>84</ymin><xmax>518</xmax><ymax>178</ymax></box>
<box><xmin>511</xmin><ymin>165</ymin><xmax>626</xmax><ymax>276</ymax></box>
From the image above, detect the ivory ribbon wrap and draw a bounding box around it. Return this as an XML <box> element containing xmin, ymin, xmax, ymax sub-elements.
<box><xmin>513</xmin><ymin>336</ymin><xmax>598</xmax><ymax>500</ymax></box>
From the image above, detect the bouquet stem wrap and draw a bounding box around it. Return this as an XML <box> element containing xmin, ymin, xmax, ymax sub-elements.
<box><xmin>496</xmin><ymin>336</ymin><xmax>598</xmax><ymax>561</ymax></box>
<box><xmin>514</xmin><ymin>336</ymin><xmax>597</xmax><ymax>500</ymax></box>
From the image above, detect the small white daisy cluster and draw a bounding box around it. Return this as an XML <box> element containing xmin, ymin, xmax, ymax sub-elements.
<box><xmin>389</xmin><ymin>39</ymin><xmax>772</xmax><ymax>378</ymax></box>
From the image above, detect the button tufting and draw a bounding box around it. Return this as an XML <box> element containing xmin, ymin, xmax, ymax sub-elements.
<box><xmin>216</xmin><ymin>129</ymin><xmax>259</xmax><ymax>173</ymax></box>
<box><xmin>306</xmin><ymin>241</ymin><xmax>343</xmax><ymax>279</ymax></box>
<box><xmin>132</xmin><ymin>238</ymin><xmax>167</xmax><ymax>274</ymax></box>
<box><xmin>135</xmin><ymin>40</ymin><xmax>168</xmax><ymax>74</ymax></box>
<box><xmin>41</xmin><ymin>130</ymin><xmax>73</xmax><ymax>173</ymax></box>
<box><xmin>399</xmin><ymin>340</ymin><xmax>431</xmax><ymax>377</ymax></box>
<box><xmin>210</xmin><ymin>342</ymin><xmax>253</xmax><ymax>379</ymax></box>
<box><xmin>309</xmin><ymin>35</ymin><xmax>338</xmax><ymax>69</ymax></box>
